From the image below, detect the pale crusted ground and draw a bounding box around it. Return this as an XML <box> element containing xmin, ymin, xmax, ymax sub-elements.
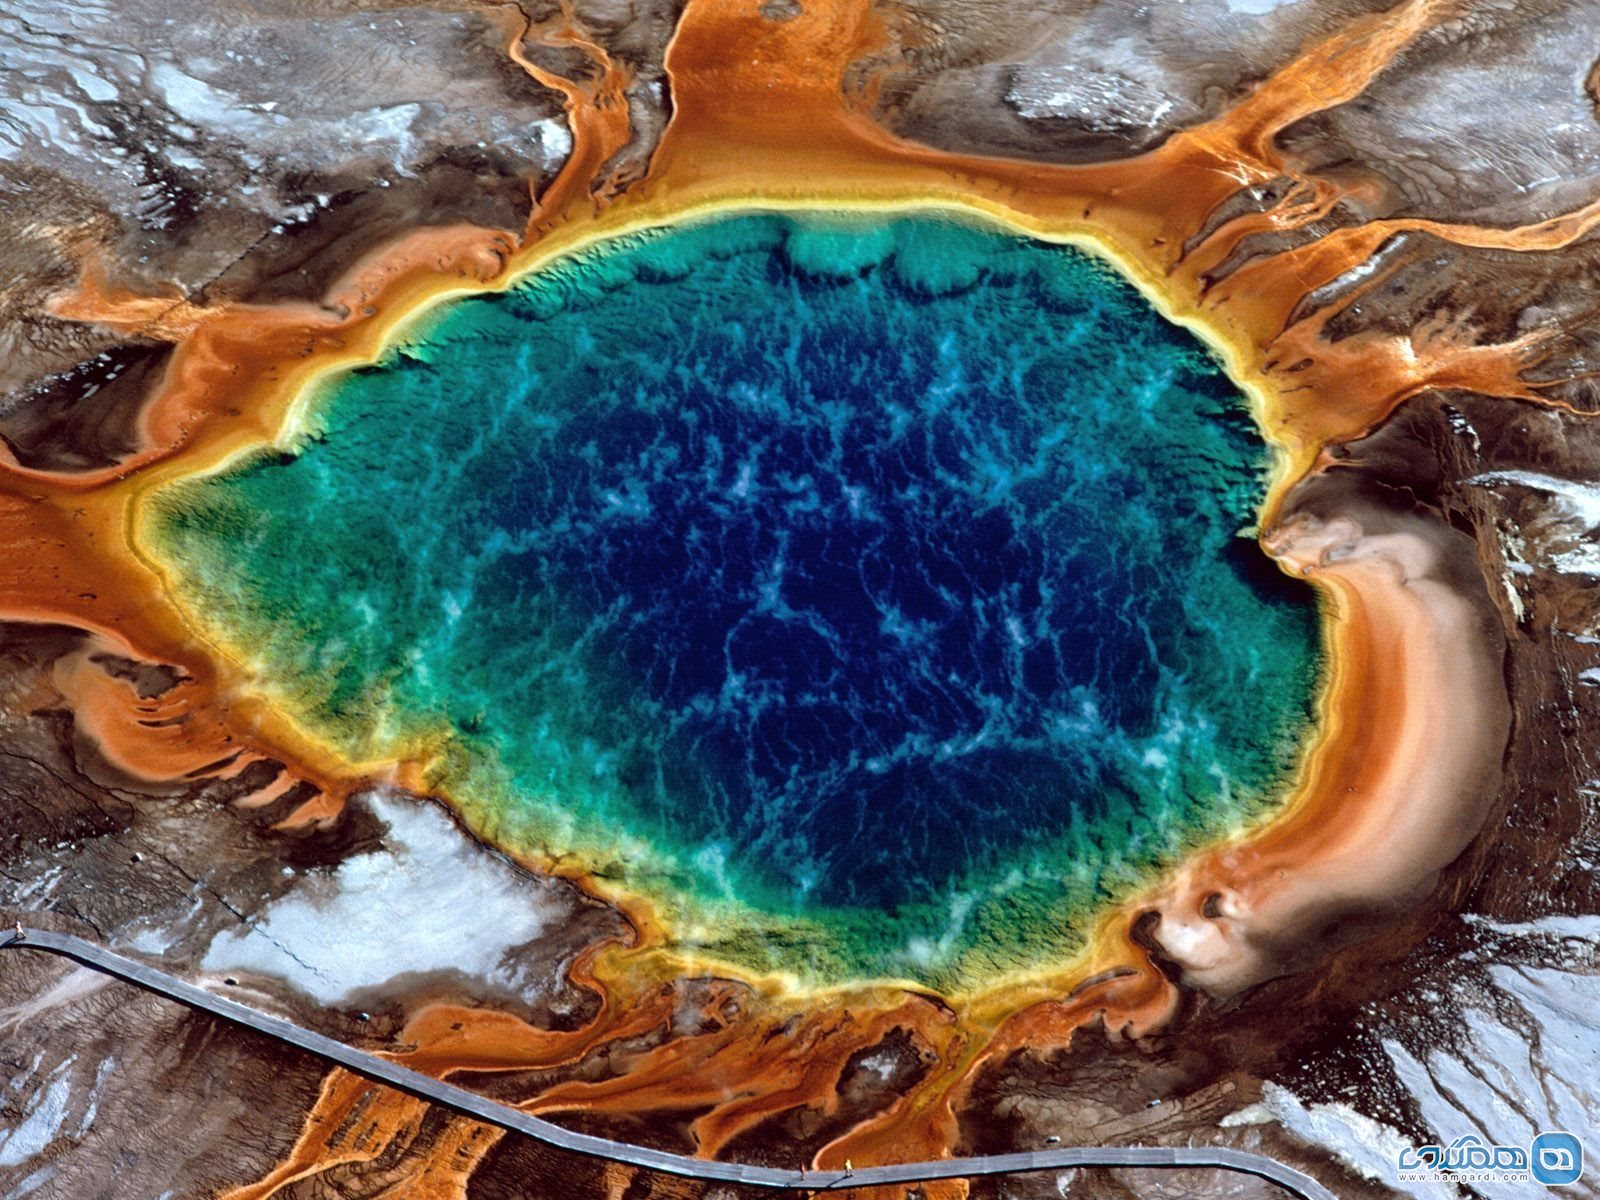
<box><xmin>4</xmin><ymin>0</ymin><xmax>1600</xmax><ymax>1197</ymax></box>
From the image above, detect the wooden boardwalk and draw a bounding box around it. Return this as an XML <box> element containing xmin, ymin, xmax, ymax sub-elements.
<box><xmin>1</xmin><ymin>927</ymin><xmax>1337</xmax><ymax>1198</ymax></box>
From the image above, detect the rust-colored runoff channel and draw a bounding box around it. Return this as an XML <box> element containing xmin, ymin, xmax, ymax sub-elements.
<box><xmin>3</xmin><ymin>927</ymin><xmax>1338</xmax><ymax>1198</ymax></box>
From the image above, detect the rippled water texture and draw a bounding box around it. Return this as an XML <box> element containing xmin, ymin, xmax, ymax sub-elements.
<box><xmin>150</xmin><ymin>213</ymin><xmax>1320</xmax><ymax>987</ymax></box>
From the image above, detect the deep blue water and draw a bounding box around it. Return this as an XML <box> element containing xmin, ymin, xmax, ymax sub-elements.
<box><xmin>152</xmin><ymin>213</ymin><xmax>1320</xmax><ymax>982</ymax></box>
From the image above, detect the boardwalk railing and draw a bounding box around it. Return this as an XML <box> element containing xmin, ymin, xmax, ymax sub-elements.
<box><xmin>1</xmin><ymin>928</ymin><xmax>1336</xmax><ymax>1198</ymax></box>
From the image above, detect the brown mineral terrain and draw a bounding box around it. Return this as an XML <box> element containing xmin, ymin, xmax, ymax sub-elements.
<box><xmin>3</xmin><ymin>0</ymin><xmax>1600</xmax><ymax>1198</ymax></box>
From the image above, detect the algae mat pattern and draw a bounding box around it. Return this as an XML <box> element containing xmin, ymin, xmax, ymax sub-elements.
<box><xmin>147</xmin><ymin>212</ymin><xmax>1320</xmax><ymax>990</ymax></box>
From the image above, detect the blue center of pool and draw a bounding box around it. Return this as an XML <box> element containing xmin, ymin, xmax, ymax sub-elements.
<box><xmin>152</xmin><ymin>213</ymin><xmax>1319</xmax><ymax>983</ymax></box>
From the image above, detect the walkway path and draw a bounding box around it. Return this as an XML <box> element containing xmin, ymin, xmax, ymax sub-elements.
<box><xmin>1</xmin><ymin>927</ymin><xmax>1337</xmax><ymax>1198</ymax></box>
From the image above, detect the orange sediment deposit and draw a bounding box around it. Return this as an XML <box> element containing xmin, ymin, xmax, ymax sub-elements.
<box><xmin>1142</xmin><ymin>504</ymin><xmax>1511</xmax><ymax>998</ymax></box>
<box><xmin>218</xmin><ymin>1065</ymin><xmax>504</xmax><ymax>1200</ymax></box>
<box><xmin>0</xmin><ymin>487</ymin><xmax>354</xmax><ymax>814</ymax></box>
<box><xmin>1208</xmin><ymin>195</ymin><xmax>1600</xmax><ymax>439</ymax></box>
<box><xmin>495</xmin><ymin>0</ymin><xmax>639</xmax><ymax>215</ymax></box>
<box><xmin>7</xmin><ymin>0</ymin><xmax>1580</xmax><ymax>1186</ymax></box>
<box><xmin>27</xmin><ymin>222</ymin><xmax>521</xmax><ymax>492</ymax></box>
<box><xmin>0</xmin><ymin>0</ymin><xmax>632</xmax><ymax>819</ymax></box>
<box><xmin>227</xmin><ymin>948</ymin><xmax>973</xmax><ymax>1195</ymax></box>
<box><xmin>1256</xmin><ymin>302</ymin><xmax>1559</xmax><ymax>456</ymax></box>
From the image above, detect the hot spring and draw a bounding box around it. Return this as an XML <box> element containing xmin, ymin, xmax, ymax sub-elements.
<box><xmin>147</xmin><ymin>212</ymin><xmax>1320</xmax><ymax>989</ymax></box>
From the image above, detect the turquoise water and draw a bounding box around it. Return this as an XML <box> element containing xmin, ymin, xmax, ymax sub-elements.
<box><xmin>150</xmin><ymin>213</ymin><xmax>1319</xmax><ymax>987</ymax></box>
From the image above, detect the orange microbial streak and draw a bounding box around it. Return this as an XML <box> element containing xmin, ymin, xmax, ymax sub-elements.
<box><xmin>3</xmin><ymin>0</ymin><xmax>1588</xmax><ymax>1191</ymax></box>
